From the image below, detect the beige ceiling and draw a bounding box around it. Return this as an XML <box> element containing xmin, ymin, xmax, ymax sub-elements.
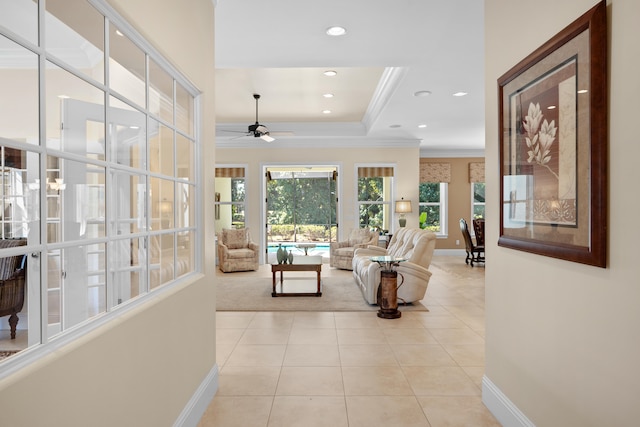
<box><xmin>214</xmin><ymin>0</ymin><xmax>485</xmax><ymax>155</ymax></box>
<box><xmin>215</xmin><ymin>67</ymin><xmax>383</xmax><ymax>123</ymax></box>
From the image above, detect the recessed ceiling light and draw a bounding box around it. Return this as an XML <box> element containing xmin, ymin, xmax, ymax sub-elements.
<box><xmin>58</xmin><ymin>95</ymin><xmax>70</xmax><ymax>99</ymax></box>
<box><xmin>578</xmin><ymin>89</ymin><xmax>589</xmax><ymax>94</ymax></box>
<box><xmin>418</xmin><ymin>124</ymin><xmax>427</xmax><ymax>128</ymax></box>
<box><xmin>323</xmin><ymin>93</ymin><xmax>334</xmax><ymax>98</ymax></box>
<box><xmin>453</xmin><ymin>92</ymin><xmax>468</xmax><ymax>97</ymax></box>
<box><xmin>326</xmin><ymin>26</ymin><xmax>347</xmax><ymax>36</ymax></box>
<box><xmin>323</xmin><ymin>70</ymin><xmax>337</xmax><ymax>77</ymax></box>
<box><xmin>389</xmin><ymin>124</ymin><xmax>401</xmax><ymax>128</ymax></box>
<box><xmin>547</xmin><ymin>105</ymin><xmax>556</xmax><ymax>110</ymax></box>
<box><xmin>115</xmin><ymin>29</ymin><xmax>124</xmax><ymax>37</ymax></box>
<box><xmin>322</xmin><ymin>110</ymin><xmax>332</xmax><ymax>114</ymax></box>
<box><xmin>414</xmin><ymin>90</ymin><xmax>432</xmax><ymax>97</ymax></box>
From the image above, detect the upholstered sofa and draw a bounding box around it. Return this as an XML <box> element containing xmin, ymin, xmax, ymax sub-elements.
<box><xmin>352</xmin><ymin>228</ymin><xmax>436</xmax><ymax>305</ymax></box>
<box><xmin>330</xmin><ymin>228</ymin><xmax>379</xmax><ymax>270</ymax></box>
<box><xmin>217</xmin><ymin>228</ymin><xmax>259</xmax><ymax>272</ymax></box>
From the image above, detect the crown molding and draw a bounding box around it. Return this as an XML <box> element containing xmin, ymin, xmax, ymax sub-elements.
<box><xmin>362</xmin><ymin>67</ymin><xmax>408</xmax><ymax>133</ymax></box>
<box><xmin>216</xmin><ymin>137</ymin><xmax>420</xmax><ymax>149</ymax></box>
<box><xmin>419</xmin><ymin>147</ymin><xmax>485</xmax><ymax>158</ymax></box>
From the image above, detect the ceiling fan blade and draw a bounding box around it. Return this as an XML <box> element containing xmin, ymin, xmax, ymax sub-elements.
<box><xmin>220</xmin><ymin>129</ymin><xmax>250</xmax><ymax>134</ymax></box>
<box><xmin>268</xmin><ymin>131</ymin><xmax>295</xmax><ymax>137</ymax></box>
<box><xmin>228</xmin><ymin>134</ymin><xmax>249</xmax><ymax>141</ymax></box>
<box><xmin>260</xmin><ymin>134</ymin><xmax>275</xmax><ymax>142</ymax></box>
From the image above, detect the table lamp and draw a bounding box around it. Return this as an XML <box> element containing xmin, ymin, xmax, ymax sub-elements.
<box><xmin>395</xmin><ymin>198</ymin><xmax>412</xmax><ymax>227</ymax></box>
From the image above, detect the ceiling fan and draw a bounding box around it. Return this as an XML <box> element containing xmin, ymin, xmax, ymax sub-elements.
<box><xmin>221</xmin><ymin>93</ymin><xmax>277</xmax><ymax>142</ymax></box>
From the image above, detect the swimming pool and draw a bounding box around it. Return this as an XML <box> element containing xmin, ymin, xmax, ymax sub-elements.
<box><xmin>267</xmin><ymin>243</ymin><xmax>330</xmax><ymax>253</ymax></box>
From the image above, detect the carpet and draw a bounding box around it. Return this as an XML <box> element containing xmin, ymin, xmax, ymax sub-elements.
<box><xmin>216</xmin><ymin>273</ymin><xmax>427</xmax><ymax>312</ymax></box>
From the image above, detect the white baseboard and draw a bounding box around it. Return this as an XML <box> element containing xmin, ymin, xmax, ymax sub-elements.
<box><xmin>174</xmin><ymin>363</ymin><xmax>219</xmax><ymax>427</ymax></box>
<box><xmin>434</xmin><ymin>248</ymin><xmax>467</xmax><ymax>256</ymax></box>
<box><xmin>482</xmin><ymin>375</ymin><xmax>535</xmax><ymax>427</ymax></box>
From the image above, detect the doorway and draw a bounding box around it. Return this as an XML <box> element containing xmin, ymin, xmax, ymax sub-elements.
<box><xmin>264</xmin><ymin>165</ymin><xmax>338</xmax><ymax>256</ymax></box>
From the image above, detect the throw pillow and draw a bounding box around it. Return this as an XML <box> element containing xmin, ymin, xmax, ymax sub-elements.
<box><xmin>348</xmin><ymin>229</ymin><xmax>371</xmax><ymax>246</ymax></box>
<box><xmin>223</xmin><ymin>228</ymin><xmax>248</xmax><ymax>249</ymax></box>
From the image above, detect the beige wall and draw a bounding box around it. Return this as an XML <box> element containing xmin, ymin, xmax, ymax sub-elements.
<box><xmin>216</xmin><ymin>146</ymin><xmax>484</xmax><ymax>253</ymax></box>
<box><xmin>420</xmin><ymin>157</ymin><xmax>484</xmax><ymax>249</ymax></box>
<box><xmin>216</xmin><ymin>143</ymin><xmax>421</xmax><ymax>248</ymax></box>
<box><xmin>0</xmin><ymin>1</ymin><xmax>217</xmax><ymax>426</ymax></box>
<box><xmin>485</xmin><ymin>0</ymin><xmax>640</xmax><ymax>425</ymax></box>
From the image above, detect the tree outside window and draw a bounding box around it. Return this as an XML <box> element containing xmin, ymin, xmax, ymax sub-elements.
<box><xmin>266</xmin><ymin>171</ymin><xmax>336</xmax><ymax>242</ymax></box>
<box><xmin>419</xmin><ymin>182</ymin><xmax>447</xmax><ymax>235</ymax></box>
<box><xmin>358</xmin><ymin>176</ymin><xmax>384</xmax><ymax>230</ymax></box>
<box><xmin>472</xmin><ymin>182</ymin><xmax>485</xmax><ymax>219</ymax></box>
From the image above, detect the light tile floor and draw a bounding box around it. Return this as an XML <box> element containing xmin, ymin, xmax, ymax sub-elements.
<box><xmin>198</xmin><ymin>255</ymin><xmax>500</xmax><ymax>427</ymax></box>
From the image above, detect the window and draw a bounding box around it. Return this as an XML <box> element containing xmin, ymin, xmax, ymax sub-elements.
<box><xmin>357</xmin><ymin>166</ymin><xmax>393</xmax><ymax>232</ymax></box>
<box><xmin>472</xmin><ymin>182</ymin><xmax>486</xmax><ymax>219</ymax></box>
<box><xmin>419</xmin><ymin>161</ymin><xmax>450</xmax><ymax>237</ymax></box>
<box><xmin>469</xmin><ymin>162</ymin><xmax>485</xmax><ymax>221</ymax></box>
<box><xmin>0</xmin><ymin>1</ymin><xmax>199</xmax><ymax>362</ymax></box>
<box><xmin>215</xmin><ymin>167</ymin><xmax>246</xmax><ymax>231</ymax></box>
<box><xmin>419</xmin><ymin>182</ymin><xmax>448</xmax><ymax>236</ymax></box>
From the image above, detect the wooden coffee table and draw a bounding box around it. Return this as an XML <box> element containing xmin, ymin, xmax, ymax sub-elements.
<box><xmin>271</xmin><ymin>256</ymin><xmax>322</xmax><ymax>297</ymax></box>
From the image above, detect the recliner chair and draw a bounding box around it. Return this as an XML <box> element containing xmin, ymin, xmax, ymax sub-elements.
<box><xmin>352</xmin><ymin>228</ymin><xmax>436</xmax><ymax>305</ymax></box>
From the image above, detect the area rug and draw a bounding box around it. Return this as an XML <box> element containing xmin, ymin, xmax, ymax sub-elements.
<box><xmin>0</xmin><ymin>350</ymin><xmax>19</xmax><ymax>361</ymax></box>
<box><xmin>216</xmin><ymin>273</ymin><xmax>427</xmax><ymax>312</ymax></box>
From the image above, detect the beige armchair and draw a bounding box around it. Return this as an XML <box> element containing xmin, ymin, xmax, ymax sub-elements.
<box><xmin>217</xmin><ymin>228</ymin><xmax>259</xmax><ymax>272</ymax></box>
<box><xmin>330</xmin><ymin>228</ymin><xmax>379</xmax><ymax>270</ymax></box>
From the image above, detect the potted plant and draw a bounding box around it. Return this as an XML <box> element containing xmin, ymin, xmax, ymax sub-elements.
<box><xmin>419</xmin><ymin>212</ymin><xmax>427</xmax><ymax>229</ymax></box>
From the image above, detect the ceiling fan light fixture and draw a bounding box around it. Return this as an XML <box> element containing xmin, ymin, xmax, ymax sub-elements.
<box><xmin>326</xmin><ymin>26</ymin><xmax>347</xmax><ymax>36</ymax></box>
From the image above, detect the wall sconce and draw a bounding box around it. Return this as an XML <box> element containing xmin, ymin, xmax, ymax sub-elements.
<box><xmin>395</xmin><ymin>198</ymin><xmax>412</xmax><ymax>227</ymax></box>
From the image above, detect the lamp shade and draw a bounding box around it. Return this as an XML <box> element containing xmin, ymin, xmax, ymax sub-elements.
<box><xmin>160</xmin><ymin>200</ymin><xmax>173</xmax><ymax>214</ymax></box>
<box><xmin>395</xmin><ymin>199</ymin><xmax>412</xmax><ymax>214</ymax></box>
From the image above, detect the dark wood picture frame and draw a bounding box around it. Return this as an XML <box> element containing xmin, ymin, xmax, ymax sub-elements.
<box><xmin>498</xmin><ymin>1</ymin><xmax>607</xmax><ymax>268</ymax></box>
